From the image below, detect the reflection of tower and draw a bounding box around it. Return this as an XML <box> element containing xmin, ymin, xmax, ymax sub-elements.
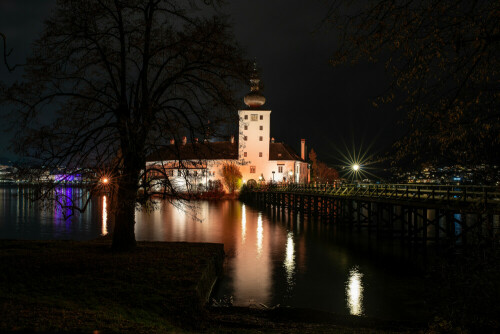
<box><xmin>233</xmin><ymin>206</ymin><xmax>272</xmax><ymax>305</ymax></box>
<box><xmin>238</xmin><ymin>62</ymin><xmax>271</xmax><ymax>177</ymax></box>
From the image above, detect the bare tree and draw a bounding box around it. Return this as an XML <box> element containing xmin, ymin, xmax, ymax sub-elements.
<box><xmin>0</xmin><ymin>0</ymin><xmax>248</xmax><ymax>250</ymax></box>
<box><xmin>0</xmin><ymin>32</ymin><xmax>20</xmax><ymax>72</ymax></box>
<box><xmin>327</xmin><ymin>0</ymin><xmax>499</xmax><ymax>164</ymax></box>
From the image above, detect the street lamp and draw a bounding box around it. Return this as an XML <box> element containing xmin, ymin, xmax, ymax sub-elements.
<box><xmin>352</xmin><ymin>164</ymin><xmax>360</xmax><ymax>172</ymax></box>
<box><xmin>101</xmin><ymin>177</ymin><xmax>109</xmax><ymax>184</ymax></box>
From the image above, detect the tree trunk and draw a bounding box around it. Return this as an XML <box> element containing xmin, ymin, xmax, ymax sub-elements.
<box><xmin>111</xmin><ymin>173</ymin><xmax>138</xmax><ymax>251</ymax></box>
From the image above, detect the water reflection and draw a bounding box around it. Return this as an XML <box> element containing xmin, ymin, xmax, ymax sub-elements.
<box><xmin>0</xmin><ymin>186</ymin><xmax>99</xmax><ymax>240</ymax></box>
<box><xmin>1</xmin><ymin>189</ymin><xmax>432</xmax><ymax>321</ymax></box>
<box><xmin>284</xmin><ymin>232</ymin><xmax>295</xmax><ymax>287</ymax></box>
<box><xmin>346</xmin><ymin>266</ymin><xmax>364</xmax><ymax>316</ymax></box>
<box><xmin>241</xmin><ymin>204</ymin><xmax>246</xmax><ymax>244</ymax></box>
<box><xmin>256</xmin><ymin>213</ymin><xmax>263</xmax><ymax>258</ymax></box>
<box><xmin>102</xmin><ymin>196</ymin><xmax>108</xmax><ymax>236</ymax></box>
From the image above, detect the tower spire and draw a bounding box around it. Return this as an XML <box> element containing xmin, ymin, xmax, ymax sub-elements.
<box><xmin>244</xmin><ymin>60</ymin><xmax>266</xmax><ymax>108</ymax></box>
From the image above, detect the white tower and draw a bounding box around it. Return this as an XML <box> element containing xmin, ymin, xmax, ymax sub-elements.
<box><xmin>238</xmin><ymin>64</ymin><xmax>271</xmax><ymax>180</ymax></box>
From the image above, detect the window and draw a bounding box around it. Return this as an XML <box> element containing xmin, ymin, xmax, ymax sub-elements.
<box><xmin>259</xmin><ymin>152</ymin><xmax>263</xmax><ymax>157</ymax></box>
<box><xmin>177</xmin><ymin>170</ymin><xmax>182</xmax><ymax>177</ymax></box>
<box><xmin>244</xmin><ymin>125</ymin><xmax>248</xmax><ymax>130</ymax></box>
<box><xmin>251</xmin><ymin>114</ymin><xmax>258</xmax><ymax>121</ymax></box>
<box><xmin>244</xmin><ymin>115</ymin><xmax>248</xmax><ymax>120</ymax></box>
<box><xmin>185</xmin><ymin>170</ymin><xmax>190</xmax><ymax>176</ymax></box>
<box><xmin>202</xmin><ymin>170</ymin><xmax>206</xmax><ymax>176</ymax></box>
<box><xmin>168</xmin><ymin>170</ymin><xmax>174</xmax><ymax>177</ymax></box>
<box><xmin>259</xmin><ymin>125</ymin><xmax>263</xmax><ymax>130</ymax></box>
<box><xmin>244</xmin><ymin>136</ymin><xmax>248</xmax><ymax>141</ymax></box>
<box><xmin>260</xmin><ymin>115</ymin><xmax>263</xmax><ymax>120</ymax></box>
<box><xmin>244</xmin><ymin>152</ymin><xmax>247</xmax><ymax>157</ymax></box>
<box><xmin>193</xmin><ymin>171</ymin><xmax>198</xmax><ymax>176</ymax></box>
<box><xmin>278</xmin><ymin>166</ymin><xmax>283</xmax><ymax>173</ymax></box>
<box><xmin>259</xmin><ymin>136</ymin><xmax>263</xmax><ymax>141</ymax></box>
<box><xmin>250</xmin><ymin>166</ymin><xmax>256</xmax><ymax>173</ymax></box>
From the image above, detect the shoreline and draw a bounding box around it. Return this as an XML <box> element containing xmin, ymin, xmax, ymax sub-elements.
<box><xmin>0</xmin><ymin>238</ymin><xmax>430</xmax><ymax>333</ymax></box>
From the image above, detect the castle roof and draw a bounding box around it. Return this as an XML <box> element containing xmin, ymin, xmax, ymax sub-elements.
<box><xmin>269</xmin><ymin>142</ymin><xmax>304</xmax><ymax>161</ymax></box>
<box><xmin>146</xmin><ymin>141</ymin><xmax>305</xmax><ymax>162</ymax></box>
<box><xmin>147</xmin><ymin>141</ymin><xmax>238</xmax><ymax>162</ymax></box>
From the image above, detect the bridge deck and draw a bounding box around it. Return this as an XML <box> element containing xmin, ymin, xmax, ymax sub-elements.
<box><xmin>252</xmin><ymin>183</ymin><xmax>500</xmax><ymax>212</ymax></box>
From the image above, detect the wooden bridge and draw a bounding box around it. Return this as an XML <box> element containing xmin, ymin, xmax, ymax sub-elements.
<box><xmin>241</xmin><ymin>183</ymin><xmax>500</xmax><ymax>246</ymax></box>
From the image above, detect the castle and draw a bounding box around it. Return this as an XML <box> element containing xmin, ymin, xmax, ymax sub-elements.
<box><xmin>146</xmin><ymin>68</ymin><xmax>310</xmax><ymax>192</ymax></box>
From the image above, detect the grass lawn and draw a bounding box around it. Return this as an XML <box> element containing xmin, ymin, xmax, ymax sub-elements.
<box><xmin>0</xmin><ymin>239</ymin><xmax>223</xmax><ymax>333</ymax></box>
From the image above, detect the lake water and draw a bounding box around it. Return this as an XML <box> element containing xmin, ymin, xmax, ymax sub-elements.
<box><xmin>0</xmin><ymin>185</ymin><xmax>429</xmax><ymax>321</ymax></box>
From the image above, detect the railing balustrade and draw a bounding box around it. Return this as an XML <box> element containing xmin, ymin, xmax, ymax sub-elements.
<box><xmin>248</xmin><ymin>183</ymin><xmax>500</xmax><ymax>207</ymax></box>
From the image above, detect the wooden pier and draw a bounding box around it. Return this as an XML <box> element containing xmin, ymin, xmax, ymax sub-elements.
<box><xmin>241</xmin><ymin>183</ymin><xmax>500</xmax><ymax>246</ymax></box>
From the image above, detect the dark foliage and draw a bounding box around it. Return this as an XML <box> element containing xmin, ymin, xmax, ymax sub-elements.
<box><xmin>328</xmin><ymin>0</ymin><xmax>499</xmax><ymax>164</ymax></box>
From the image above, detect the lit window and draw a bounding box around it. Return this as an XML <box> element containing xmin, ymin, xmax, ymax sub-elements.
<box><xmin>244</xmin><ymin>152</ymin><xmax>247</xmax><ymax>157</ymax></box>
<box><xmin>251</xmin><ymin>114</ymin><xmax>258</xmax><ymax>121</ymax></box>
<box><xmin>260</xmin><ymin>115</ymin><xmax>263</xmax><ymax>120</ymax></box>
<box><xmin>250</xmin><ymin>166</ymin><xmax>256</xmax><ymax>173</ymax></box>
<box><xmin>260</xmin><ymin>125</ymin><xmax>263</xmax><ymax>130</ymax></box>
<box><xmin>259</xmin><ymin>136</ymin><xmax>263</xmax><ymax>141</ymax></box>
<box><xmin>244</xmin><ymin>136</ymin><xmax>247</xmax><ymax>141</ymax></box>
<box><xmin>244</xmin><ymin>115</ymin><xmax>248</xmax><ymax>120</ymax></box>
<box><xmin>278</xmin><ymin>166</ymin><xmax>283</xmax><ymax>173</ymax></box>
<box><xmin>244</xmin><ymin>125</ymin><xmax>248</xmax><ymax>130</ymax></box>
<box><xmin>259</xmin><ymin>152</ymin><xmax>263</xmax><ymax>157</ymax></box>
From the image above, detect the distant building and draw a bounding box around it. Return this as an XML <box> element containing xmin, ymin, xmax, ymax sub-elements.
<box><xmin>146</xmin><ymin>66</ymin><xmax>310</xmax><ymax>192</ymax></box>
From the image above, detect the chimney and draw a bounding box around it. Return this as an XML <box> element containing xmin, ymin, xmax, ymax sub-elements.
<box><xmin>170</xmin><ymin>139</ymin><xmax>175</xmax><ymax>145</ymax></box>
<box><xmin>182</xmin><ymin>136</ymin><xmax>187</xmax><ymax>145</ymax></box>
<box><xmin>271</xmin><ymin>137</ymin><xmax>275</xmax><ymax>143</ymax></box>
<box><xmin>301</xmin><ymin>139</ymin><xmax>306</xmax><ymax>160</ymax></box>
<box><xmin>230</xmin><ymin>135</ymin><xmax>235</xmax><ymax>144</ymax></box>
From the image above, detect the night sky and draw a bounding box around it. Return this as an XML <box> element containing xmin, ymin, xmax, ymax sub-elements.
<box><xmin>0</xmin><ymin>0</ymin><xmax>404</xmax><ymax>168</ymax></box>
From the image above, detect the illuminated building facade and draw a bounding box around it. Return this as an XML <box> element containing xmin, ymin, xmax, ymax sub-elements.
<box><xmin>146</xmin><ymin>67</ymin><xmax>310</xmax><ymax>192</ymax></box>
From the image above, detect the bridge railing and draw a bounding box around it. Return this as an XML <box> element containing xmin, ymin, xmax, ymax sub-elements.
<box><xmin>251</xmin><ymin>183</ymin><xmax>500</xmax><ymax>205</ymax></box>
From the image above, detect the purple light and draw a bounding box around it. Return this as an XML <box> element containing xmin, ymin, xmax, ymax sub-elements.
<box><xmin>54</xmin><ymin>174</ymin><xmax>81</xmax><ymax>182</ymax></box>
